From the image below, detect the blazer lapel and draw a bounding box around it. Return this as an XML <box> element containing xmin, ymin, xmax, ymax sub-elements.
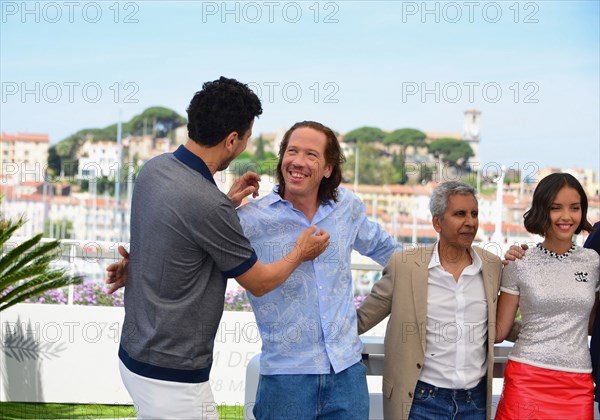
<box><xmin>412</xmin><ymin>245</ymin><xmax>435</xmax><ymax>354</ymax></box>
<box><xmin>475</xmin><ymin>247</ymin><xmax>499</xmax><ymax>323</ymax></box>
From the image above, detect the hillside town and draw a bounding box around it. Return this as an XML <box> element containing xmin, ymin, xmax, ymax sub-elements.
<box><xmin>2</xmin><ymin>110</ymin><xmax>598</xmax><ymax>252</ymax></box>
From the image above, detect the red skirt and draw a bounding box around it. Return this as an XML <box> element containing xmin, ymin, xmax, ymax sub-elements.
<box><xmin>495</xmin><ymin>360</ymin><xmax>593</xmax><ymax>420</ymax></box>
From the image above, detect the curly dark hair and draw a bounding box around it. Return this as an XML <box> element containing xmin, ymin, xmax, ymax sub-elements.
<box><xmin>524</xmin><ymin>172</ymin><xmax>594</xmax><ymax>236</ymax></box>
<box><xmin>276</xmin><ymin>121</ymin><xmax>346</xmax><ymax>203</ymax></box>
<box><xmin>186</xmin><ymin>77</ymin><xmax>262</xmax><ymax>147</ymax></box>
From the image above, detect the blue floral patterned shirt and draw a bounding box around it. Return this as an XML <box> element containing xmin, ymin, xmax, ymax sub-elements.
<box><xmin>237</xmin><ymin>186</ymin><xmax>401</xmax><ymax>374</ymax></box>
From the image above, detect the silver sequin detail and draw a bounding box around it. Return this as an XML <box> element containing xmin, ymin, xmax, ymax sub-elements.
<box><xmin>500</xmin><ymin>246</ymin><xmax>600</xmax><ymax>372</ymax></box>
<box><xmin>536</xmin><ymin>242</ymin><xmax>576</xmax><ymax>260</ymax></box>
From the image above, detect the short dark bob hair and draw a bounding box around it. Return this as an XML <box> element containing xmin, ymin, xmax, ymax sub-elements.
<box><xmin>524</xmin><ymin>172</ymin><xmax>593</xmax><ymax>236</ymax></box>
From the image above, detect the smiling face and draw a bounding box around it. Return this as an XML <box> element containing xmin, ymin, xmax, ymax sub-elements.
<box><xmin>544</xmin><ymin>186</ymin><xmax>582</xmax><ymax>248</ymax></box>
<box><xmin>432</xmin><ymin>193</ymin><xmax>479</xmax><ymax>252</ymax></box>
<box><xmin>280</xmin><ymin>127</ymin><xmax>333</xmax><ymax>204</ymax></box>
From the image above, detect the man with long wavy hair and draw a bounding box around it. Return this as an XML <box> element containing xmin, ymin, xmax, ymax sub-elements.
<box><xmin>238</xmin><ymin>121</ymin><xmax>401</xmax><ymax>419</ymax></box>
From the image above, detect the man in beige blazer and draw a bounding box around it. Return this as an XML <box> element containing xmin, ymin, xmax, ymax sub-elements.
<box><xmin>357</xmin><ymin>181</ymin><xmax>503</xmax><ymax>420</ymax></box>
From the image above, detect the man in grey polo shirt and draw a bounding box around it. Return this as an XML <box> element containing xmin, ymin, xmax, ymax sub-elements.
<box><xmin>107</xmin><ymin>77</ymin><xmax>330</xmax><ymax>419</ymax></box>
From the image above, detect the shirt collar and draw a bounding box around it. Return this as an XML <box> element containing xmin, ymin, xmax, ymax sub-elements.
<box><xmin>428</xmin><ymin>241</ymin><xmax>482</xmax><ymax>273</ymax></box>
<box><xmin>173</xmin><ymin>145</ymin><xmax>216</xmax><ymax>186</ymax></box>
<box><xmin>267</xmin><ymin>185</ymin><xmax>334</xmax><ymax>209</ymax></box>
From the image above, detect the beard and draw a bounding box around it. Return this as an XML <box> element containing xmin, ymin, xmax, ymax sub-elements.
<box><xmin>217</xmin><ymin>156</ymin><xmax>234</xmax><ymax>172</ymax></box>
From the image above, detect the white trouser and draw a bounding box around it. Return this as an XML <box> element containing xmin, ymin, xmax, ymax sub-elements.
<box><xmin>119</xmin><ymin>360</ymin><xmax>219</xmax><ymax>420</ymax></box>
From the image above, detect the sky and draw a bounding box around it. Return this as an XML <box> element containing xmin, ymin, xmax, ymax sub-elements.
<box><xmin>1</xmin><ymin>0</ymin><xmax>599</xmax><ymax>178</ymax></box>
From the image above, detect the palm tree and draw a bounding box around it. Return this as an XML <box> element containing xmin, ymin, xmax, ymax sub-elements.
<box><xmin>0</xmin><ymin>210</ymin><xmax>82</xmax><ymax>312</ymax></box>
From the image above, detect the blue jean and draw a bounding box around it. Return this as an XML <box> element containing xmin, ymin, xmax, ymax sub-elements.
<box><xmin>252</xmin><ymin>361</ymin><xmax>369</xmax><ymax>420</ymax></box>
<box><xmin>408</xmin><ymin>379</ymin><xmax>486</xmax><ymax>420</ymax></box>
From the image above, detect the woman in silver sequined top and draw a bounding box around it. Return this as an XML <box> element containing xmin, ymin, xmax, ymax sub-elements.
<box><xmin>494</xmin><ymin>172</ymin><xmax>599</xmax><ymax>420</ymax></box>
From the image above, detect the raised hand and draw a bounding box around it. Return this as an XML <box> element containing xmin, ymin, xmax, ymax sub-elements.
<box><xmin>227</xmin><ymin>172</ymin><xmax>260</xmax><ymax>207</ymax></box>
<box><xmin>105</xmin><ymin>245</ymin><xmax>130</xmax><ymax>294</ymax></box>
<box><xmin>502</xmin><ymin>243</ymin><xmax>528</xmax><ymax>265</ymax></box>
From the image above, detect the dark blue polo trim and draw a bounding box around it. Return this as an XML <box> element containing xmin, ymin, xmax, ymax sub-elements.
<box><xmin>585</xmin><ymin>221</ymin><xmax>600</xmax><ymax>254</ymax></box>
<box><xmin>173</xmin><ymin>145</ymin><xmax>216</xmax><ymax>186</ymax></box>
<box><xmin>222</xmin><ymin>251</ymin><xmax>258</xmax><ymax>278</ymax></box>
<box><xmin>119</xmin><ymin>345</ymin><xmax>211</xmax><ymax>383</ymax></box>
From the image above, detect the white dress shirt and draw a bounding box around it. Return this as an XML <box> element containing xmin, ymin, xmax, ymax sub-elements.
<box><xmin>419</xmin><ymin>242</ymin><xmax>488</xmax><ymax>389</ymax></box>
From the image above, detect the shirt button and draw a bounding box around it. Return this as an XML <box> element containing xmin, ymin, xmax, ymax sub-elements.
<box><xmin>322</xmin><ymin>316</ymin><xmax>326</xmax><ymax>320</ymax></box>
<box><xmin>408</xmin><ymin>392</ymin><xmax>413</xmax><ymax>398</ymax></box>
<box><xmin>319</xmin><ymin>286</ymin><xmax>323</xmax><ymax>290</ymax></box>
<box><xmin>416</xmin><ymin>363</ymin><xmax>422</xmax><ymax>369</ymax></box>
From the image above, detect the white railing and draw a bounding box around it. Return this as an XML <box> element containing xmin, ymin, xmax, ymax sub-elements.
<box><xmin>5</xmin><ymin>238</ymin><xmax>386</xmax><ymax>305</ymax></box>
<box><xmin>6</xmin><ymin>238</ymin><xmax>128</xmax><ymax>305</ymax></box>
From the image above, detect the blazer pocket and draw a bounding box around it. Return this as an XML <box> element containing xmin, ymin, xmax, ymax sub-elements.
<box><xmin>383</xmin><ymin>377</ymin><xmax>394</xmax><ymax>399</ymax></box>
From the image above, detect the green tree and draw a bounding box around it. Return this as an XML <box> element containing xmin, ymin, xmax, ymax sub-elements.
<box><xmin>344</xmin><ymin>143</ymin><xmax>397</xmax><ymax>185</ymax></box>
<box><xmin>230</xmin><ymin>150</ymin><xmax>279</xmax><ymax>178</ymax></box>
<box><xmin>54</xmin><ymin>133</ymin><xmax>87</xmax><ymax>177</ymax></box>
<box><xmin>383</xmin><ymin>128</ymin><xmax>426</xmax><ymax>147</ymax></box>
<box><xmin>343</xmin><ymin>127</ymin><xmax>386</xmax><ymax>144</ymax></box>
<box><xmin>256</xmin><ymin>151</ymin><xmax>278</xmax><ymax>177</ymax></box>
<box><xmin>230</xmin><ymin>152</ymin><xmax>257</xmax><ymax>177</ymax></box>
<box><xmin>127</xmin><ymin>107</ymin><xmax>187</xmax><ymax>138</ymax></box>
<box><xmin>97</xmin><ymin>176</ymin><xmax>116</xmax><ymax>195</ymax></box>
<box><xmin>47</xmin><ymin>145</ymin><xmax>61</xmax><ymax>179</ymax></box>
<box><xmin>0</xmin><ymin>208</ymin><xmax>82</xmax><ymax>312</ymax></box>
<box><xmin>79</xmin><ymin>176</ymin><xmax>116</xmax><ymax>195</ymax></box>
<box><xmin>44</xmin><ymin>219</ymin><xmax>74</xmax><ymax>239</ymax></box>
<box><xmin>236</xmin><ymin>151</ymin><xmax>254</xmax><ymax>161</ymax></box>
<box><xmin>428</xmin><ymin>138</ymin><xmax>474</xmax><ymax>167</ymax></box>
<box><xmin>391</xmin><ymin>151</ymin><xmax>408</xmax><ymax>184</ymax></box>
<box><xmin>263</xmin><ymin>151</ymin><xmax>277</xmax><ymax>161</ymax></box>
<box><xmin>50</xmin><ymin>107</ymin><xmax>186</xmax><ymax>178</ymax></box>
<box><xmin>418</xmin><ymin>164</ymin><xmax>435</xmax><ymax>184</ymax></box>
<box><xmin>254</xmin><ymin>135</ymin><xmax>266</xmax><ymax>161</ymax></box>
<box><xmin>53</xmin><ymin>128</ymin><xmax>117</xmax><ymax>178</ymax></box>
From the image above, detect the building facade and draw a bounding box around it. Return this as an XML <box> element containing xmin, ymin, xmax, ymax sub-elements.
<box><xmin>1</xmin><ymin>133</ymin><xmax>49</xmax><ymax>185</ymax></box>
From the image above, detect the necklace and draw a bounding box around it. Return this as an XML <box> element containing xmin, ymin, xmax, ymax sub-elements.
<box><xmin>536</xmin><ymin>243</ymin><xmax>576</xmax><ymax>260</ymax></box>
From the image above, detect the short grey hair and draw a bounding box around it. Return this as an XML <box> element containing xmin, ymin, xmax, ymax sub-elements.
<box><xmin>429</xmin><ymin>181</ymin><xmax>477</xmax><ymax>219</ymax></box>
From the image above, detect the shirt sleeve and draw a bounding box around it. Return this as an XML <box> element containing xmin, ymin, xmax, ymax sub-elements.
<box><xmin>351</xmin><ymin>193</ymin><xmax>402</xmax><ymax>266</ymax></box>
<box><xmin>584</xmin><ymin>222</ymin><xmax>600</xmax><ymax>254</ymax></box>
<box><xmin>193</xmin><ymin>202</ymin><xmax>257</xmax><ymax>278</ymax></box>
<box><xmin>500</xmin><ymin>259</ymin><xmax>520</xmax><ymax>295</ymax></box>
<box><xmin>593</xmin><ymin>252</ymin><xmax>600</xmax><ymax>293</ymax></box>
<box><xmin>583</xmin><ymin>223</ymin><xmax>600</xmax><ymax>291</ymax></box>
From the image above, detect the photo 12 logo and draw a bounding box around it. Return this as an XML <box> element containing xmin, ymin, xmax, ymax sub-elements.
<box><xmin>1</xmin><ymin>81</ymin><xmax>140</xmax><ymax>104</ymax></box>
<box><xmin>1</xmin><ymin>1</ymin><xmax>140</xmax><ymax>24</ymax></box>
<box><xmin>3</xmin><ymin>320</ymin><xmax>122</xmax><ymax>344</ymax></box>
<box><xmin>201</xmin><ymin>1</ymin><xmax>340</xmax><ymax>24</ymax></box>
<box><xmin>247</xmin><ymin>81</ymin><xmax>340</xmax><ymax>104</ymax></box>
<box><xmin>401</xmin><ymin>81</ymin><xmax>540</xmax><ymax>104</ymax></box>
<box><xmin>400</xmin><ymin>1</ymin><xmax>540</xmax><ymax>24</ymax></box>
